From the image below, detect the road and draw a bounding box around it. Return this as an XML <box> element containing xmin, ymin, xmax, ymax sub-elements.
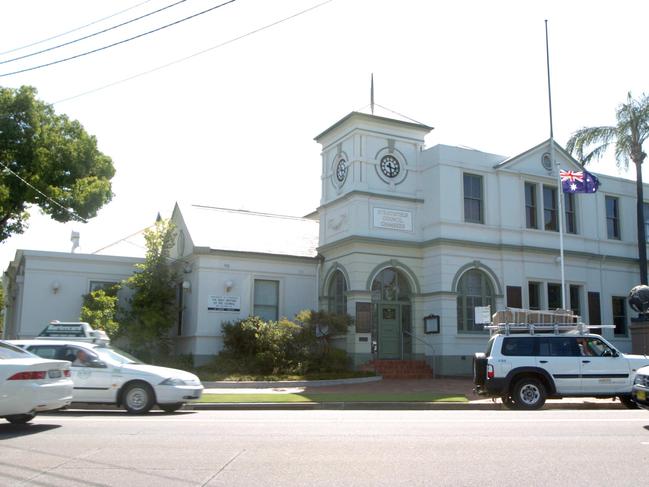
<box><xmin>1</xmin><ymin>409</ymin><xmax>648</xmax><ymax>486</ymax></box>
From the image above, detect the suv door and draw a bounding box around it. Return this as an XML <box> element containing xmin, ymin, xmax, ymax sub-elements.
<box><xmin>579</xmin><ymin>337</ymin><xmax>631</xmax><ymax>394</ymax></box>
<box><xmin>536</xmin><ymin>337</ymin><xmax>582</xmax><ymax>394</ymax></box>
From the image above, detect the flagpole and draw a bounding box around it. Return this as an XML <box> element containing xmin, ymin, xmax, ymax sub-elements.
<box><xmin>545</xmin><ymin>19</ymin><xmax>566</xmax><ymax>310</ymax></box>
<box><xmin>371</xmin><ymin>73</ymin><xmax>375</xmax><ymax>114</ymax></box>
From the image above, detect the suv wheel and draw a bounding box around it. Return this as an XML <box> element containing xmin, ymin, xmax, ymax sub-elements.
<box><xmin>618</xmin><ymin>395</ymin><xmax>639</xmax><ymax>409</ymax></box>
<box><xmin>512</xmin><ymin>377</ymin><xmax>546</xmax><ymax>410</ymax></box>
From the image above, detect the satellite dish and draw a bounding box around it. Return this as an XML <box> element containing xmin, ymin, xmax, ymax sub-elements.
<box><xmin>541</xmin><ymin>152</ymin><xmax>553</xmax><ymax>171</ymax></box>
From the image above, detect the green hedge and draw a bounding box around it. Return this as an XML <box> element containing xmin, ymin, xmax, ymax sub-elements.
<box><xmin>212</xmin><ymin>312</ymin><xmax>353</xmax><ymax>375</ymax></box>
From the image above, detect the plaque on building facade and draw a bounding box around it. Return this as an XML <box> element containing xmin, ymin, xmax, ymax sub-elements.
<box><xmin>355</xmin><ymin>302</ymin><xmax>372</xmax><ymax>333</ymax></box>
<box><xmin>372</xmin><ymin>207</ymin><xmax>413</xmax><ymax>231</ymax></box>
<box><xmin>208</xmin><ymin>295</ymin><xmax>241</xmax><ymax>312</ymax></box>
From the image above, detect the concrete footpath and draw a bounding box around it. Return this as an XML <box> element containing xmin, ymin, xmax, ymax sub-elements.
<box><xmin>188</xmin><ymin>376</ymin><xmax>628</xmax><ymax>410</ymax></box>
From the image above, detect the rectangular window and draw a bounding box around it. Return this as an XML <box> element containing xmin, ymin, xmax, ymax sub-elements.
<box><xmin>253</xmin><ymin>280</ymin><xmax>279</xmax><ymax>322</ymax></box>
<box><xmin>506</xmin><ymin>286</ymin><xmax>522</xmax><ymax>308</ymax></box>
<box><xmin>528</xmin><ymin>282</ymin><xmax>541</xmax><ymax>310</ymax></box>
<box><xmin>612</xmin><ymin>296</ymin><xmax>627</xmax><ymax>336</ymax></box>
<box><xmin>463</xmin><ymin>173</ymin><xmax>484</xmax><ymax>224</ymax></box>
<box><xmin>525</xmin><ymin>183</ymin><xmax>537</xmax><ymax>229</ymax></box>
<box><xmin>569</xmin><ymin>285</ymin><xmax>581</xmax><ymax>317</ymax></box>
<box><xmin>538</xmin><ymin>337</ymin><xmax>580</xmax><ymax>357</ymax></box>
<box><xmin>564</xmin><ymin>193</ymin><xmax>577</xmax><ymax>234</ymax></box>
<box><xmin>501</xmin><ymin>337</ymin><xmax>536</xmax><ymax>356</ymax></box>
<box><xmin>543</xmin><ymin>185</ymin><xmax>558</xmax><ymax>231</ymax></box>
<box><xmin>606</xmin><ymin>196</ymin><xmax>620</xmax><ymax>239</ymax></box>
<box><xmin>588</xmin><ymin>292</ymin><xmax>602</xmax><ymax>334</ymax></box>
<box><xmin>547</xmin><ymin>283</ymin><xmax>562</xmax><ymax>310</ymax></box>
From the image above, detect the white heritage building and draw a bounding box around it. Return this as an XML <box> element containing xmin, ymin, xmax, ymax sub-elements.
<box><xmin>2</xmin><ymin>111</ymin><xmax>645</xmax><ymax>375</ymax></box>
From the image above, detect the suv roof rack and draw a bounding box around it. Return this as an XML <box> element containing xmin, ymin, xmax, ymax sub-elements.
<box><xmin>486</xmin><ymin>308</ymin><xmax>612</xmax><ymax>335</ymax></box>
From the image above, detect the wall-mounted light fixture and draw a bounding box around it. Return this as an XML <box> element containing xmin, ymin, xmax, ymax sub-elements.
<box><xmin>182</xmin><ymin>280</ymin><xmax>191</xmax><ymax>291</ymax></box>
<box><xmin>224</xmin><ymin>280</ymin><xmax>234</xmax><ymax>293</ymax></box>
<box><xmin>51</xmin><ymin>281</ymin><xmax>61</xmax><ymax>294</ymax></box>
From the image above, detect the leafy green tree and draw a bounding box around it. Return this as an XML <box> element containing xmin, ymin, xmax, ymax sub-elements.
<box><xmin>120</xmin><ymin>219</ymin><xmax>179</xmax><ymax>357</ymax></box>
<box><xmin>0</xmin><ymin>85</ymin><xmax>115</xmax><ymax>241</ymax></box>
<box><xmin>567</xmin><ymin>93</ymin><xmax>649</xmax><ymax>284</ymax></box>
<box><xmin>80</xmin><ymin>285</ymin><xmax>120</xmax><ymax>338</ymax></box>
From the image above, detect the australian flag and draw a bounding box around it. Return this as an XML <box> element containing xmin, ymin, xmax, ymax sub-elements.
<box><xmin>560</xmin><ymin>169</ymin><xmax>600</xmax><ymax>193</ymax></box>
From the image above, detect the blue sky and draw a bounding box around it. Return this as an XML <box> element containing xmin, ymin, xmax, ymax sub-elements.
<box><xmin>1</xmin><ymin>0</ymin><xmax>648</xmax><ymax>269</ymax></box>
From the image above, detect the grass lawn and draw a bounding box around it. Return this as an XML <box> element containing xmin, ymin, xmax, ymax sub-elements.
<box><xmin>196</xmin><ymin>392</ymin><xmax>468</xmax><ymax>403</ymax></box>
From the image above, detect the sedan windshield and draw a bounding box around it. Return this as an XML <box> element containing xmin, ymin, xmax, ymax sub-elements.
<box><xmin>95</xmin><ymin>347</ymin><xmax>143</xmax><ymax>365</ymax></box>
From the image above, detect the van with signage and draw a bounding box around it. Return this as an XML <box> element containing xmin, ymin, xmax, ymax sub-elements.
<box><xmin>37</xmin><ymin>321</ymin><xmax>110</xmax><ymax>345</ymax></box>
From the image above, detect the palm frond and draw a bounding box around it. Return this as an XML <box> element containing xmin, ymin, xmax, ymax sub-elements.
<box><xmin>566</xmin><ymin>126</ymin><xmax>616</xmax><ymax>164</ymax></box>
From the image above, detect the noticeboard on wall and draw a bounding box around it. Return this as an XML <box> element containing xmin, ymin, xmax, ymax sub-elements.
<box><xmin>423</xmin><ymin>314</ymin><xmax>440</xmax><ymax>334</ymax></box>
<box><xmin>355</xmin><ymin>302</ymin><xmax>372</xmax><ymax>333</ymax></box>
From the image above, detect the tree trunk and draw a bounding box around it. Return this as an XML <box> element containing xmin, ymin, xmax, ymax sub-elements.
<box><xmin>635</xmin><ymin>160</ymin><xmax>648</xmax><ymax>284</ymax></box>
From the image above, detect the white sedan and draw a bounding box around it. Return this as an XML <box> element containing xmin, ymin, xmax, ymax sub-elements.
<box><xmin>0</xmin><ymin>340</ymin><xmax>73</xmax><ymax>424</ymax></box>
<box><xmin>11</xmin><ymin>340</ymin><xmax>203</xmax><ymax>414</ymax></box>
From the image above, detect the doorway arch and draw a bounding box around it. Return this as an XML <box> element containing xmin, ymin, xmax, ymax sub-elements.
<box><xmin>371</xmin><ymin>267</ymin><xmax>413</xmax><ymax>360</ymax></box>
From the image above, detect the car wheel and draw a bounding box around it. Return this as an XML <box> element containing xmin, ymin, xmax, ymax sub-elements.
<box><xmin>5</xmin><ymin>413</ymin><xmax>35</xmax><ymax>424</ymax></box>
<box><xmin>619</xmin><ymin>395</ymin><xmax>639</xmax><ymax>409</ymax></box>
<box><xmin>123</xmin><ymin>382</ymin><xmax>155</xmax><ymax>414</ymax></box>
<box><xmin>159</xmin><ymin>403</ymin><xmax>184</xmax><ymax>413</ymax></box>
<box><xmin>512</xmin><ymin>377</ymin><xmax>546</xmax><ymax>410</ymax></box>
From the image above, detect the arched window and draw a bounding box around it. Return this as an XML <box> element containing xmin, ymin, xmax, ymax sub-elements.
<box><xmin>328</xmin><ymin>270</ymin><xmax>347</xmax><ymax>315</ymax></box>
<box><xmin>457</xmin><ymin>269</ymin><xmax>494</xmax><ymax>333</ymax></box>
<box><xmin>371</xmin><ymin>268</ymin><xmax>411</xmax><ymax>302</ymax></box>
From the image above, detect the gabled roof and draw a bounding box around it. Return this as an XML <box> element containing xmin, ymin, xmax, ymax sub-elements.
<box><xmin>494</xmin><ymin>139</ymin><xmax>582</xmax><ymax>170</ymax></box>
<box><xmin>176</xmin><ymin>203</ymin><xmax>319</xmax><ymax>259</ymax></box>
<box><xmin>314</xmin><ymin>111</ymin><xmax>433</xmax><ymax>142</ymax></box>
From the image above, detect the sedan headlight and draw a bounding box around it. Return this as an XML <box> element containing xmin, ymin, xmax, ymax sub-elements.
<box><xmin>635</xmin><ymin>374</ymin><xmax>648</xmax><ymax>386</ymax></box>
<box><xmin>160</xmin><ymin>377</ymin><xmax>187</xmax><ymax>386</ymax></box>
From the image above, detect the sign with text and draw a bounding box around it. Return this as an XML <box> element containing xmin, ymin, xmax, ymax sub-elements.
<box><xmin>373</xmin><ymin>207</ymin><xmax>413</xmax><ymax>232</ymax></box>
<box><xmin>474</xmin><ymin>306</ymin><xmax>492</xmax><ymax>325</ymax></box>
<box><xmin>208</xmin><ymin>295</ymin><xmax>241</xmax><ymax>312</ymax></box>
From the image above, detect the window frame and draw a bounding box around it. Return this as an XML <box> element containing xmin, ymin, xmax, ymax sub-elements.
<box><xmin>564</xmin><ymin>192</ymin><xmax>577</xmax><ymax>234</ymax></box>
<box><xmin>547</xmin><ymin>282</ymin><xmax>562</xmax><ymax>310</ymax></box>
<box><xmin>456</xmin><ymin>269</ymin><xmax>494</xmax><ymax>334</ymax></box>
<box><xmin>543</xmin><ymin>185</ymin><xmax>558</xmax><ymax>232</ymax></box>
<box><xmin>253</xmin><ymin>279</ymin><xmax>280</xmax><ymax>322</ymax></box>
<box><xmin>605</xmin><ymin>196</ymin><xmax>621</xmax><ymax>240</ymax></box>
<box><xmin>463</xmin><ymin>173</ymin><xmax>484</xmax><ymax>224</ymax></box>
<box><xmin>528</xmin><ymin>281</ymin><xmax>541</xmax><ymax>310</ymax></box>
<box><xmin>525</xmin><ymin>182</ymin><xmax>538</xmax><ymax>229</ymax></box>
<box><xmin>328</xmin><ymin>271</ymin><xmax>348</xmax><ymax>315</ymax></box>
<box><xmin>612</xmin><ymin>296</ymin><xmax>628</xmax><ymax>337</ymax></box>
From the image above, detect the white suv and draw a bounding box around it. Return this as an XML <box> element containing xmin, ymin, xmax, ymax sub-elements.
<box><xmin>474</xmin><ymin>330</ymin><xmax>649</xmax><ymax>409</ymax></box>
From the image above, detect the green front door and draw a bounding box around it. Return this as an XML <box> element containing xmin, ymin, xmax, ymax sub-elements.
<box><xmin>379</xmin><ymin>305</ymin><xmax>401</xmax><ymax>359</ymax></box>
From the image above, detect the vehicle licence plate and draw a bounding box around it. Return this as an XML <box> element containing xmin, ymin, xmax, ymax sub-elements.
<box><xmin>48</xmin><ymin>370</ymin><xmax>62</xmax><ymax>379</ymax></box>
<box><xmin>638</xmin><ymin>390</ymin><xmax>647</xmax><ymax>401</ymax></box>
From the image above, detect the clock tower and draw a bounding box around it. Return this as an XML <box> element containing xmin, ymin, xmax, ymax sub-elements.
<box><xmin>314</xmin><ymin>111</ymin><xmax>433</xmax><ymax>247</ymax></box>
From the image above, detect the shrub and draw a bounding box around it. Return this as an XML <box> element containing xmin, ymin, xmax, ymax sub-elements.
<box><xmin>219</xmin><ymin>314</ymin><xmax>352</xmax><ymax>376</ymax></box>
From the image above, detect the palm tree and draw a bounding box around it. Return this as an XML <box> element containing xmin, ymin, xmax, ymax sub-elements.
<box><xmin>566</xmin><ymin>92</ymin><xmax>649</xmax><ymax>285</ymax></box>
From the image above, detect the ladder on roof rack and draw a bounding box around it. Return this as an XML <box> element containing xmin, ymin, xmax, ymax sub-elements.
<box><xmin>487</xmin><ymin>308</ymin><xmax>613</xmax><ymax>335</ymax></box>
